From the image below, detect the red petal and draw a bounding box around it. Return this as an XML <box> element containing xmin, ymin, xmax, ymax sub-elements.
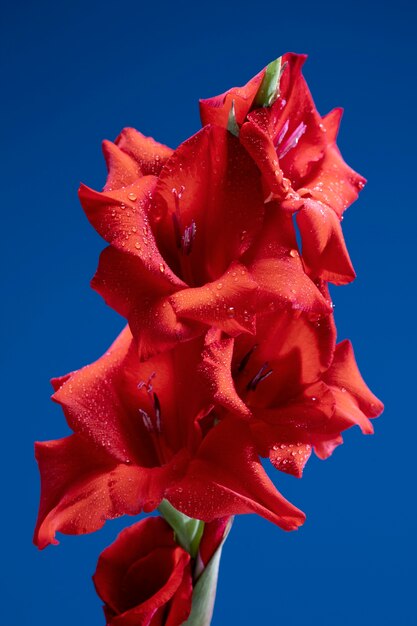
<box><xmin>111</xmin><ymin>552</ymin><xmax>191</xmax><ymax>626</ymax></box>
<box><xmin>165</xmin><ymin>562</ymin><xmax>193</xmax><ymax>626</ymax></box>
<box><xmin>323</xmin><ymin>340</ymin><xmax>384</xmax><ymax>433</ymax></box>
<box><xmin>167</xmin><ymin>418</ymin><xmax>305</xmax><ymax>531</ymax></box>
<box><xmin>234</xmin><ymin>311</ymin><xmax>336</xmax><ymax>407</ymax></box>
<box><xmin>94</xmin><ymin>518</ymin><xmax>175</xmax><ymax>609</ymax></box>
<box><xmin>243</xmin><ymin>202</ymin><xmax>331</xmax><ymax>318</ymax></box>
<box><xmin>102</xmin><ymin>128</ymin><xmax>173</xmax><ymax>191</ymax></box>
<box><xmin>33</xmin><ymin>435</ymin><xmax>183</xmax><ymax>549</ymax></box>
<box><xmin>93</xmin><ymin>517</ymin><xmax>192</xmax><ymax>626</ymax></box>
<box><xmin>249</xmin><ymin>382</ymin><xmax>336</xmax><ymax>474</ymax></box>
<box><xmin>240</xmin><ymin>120</ymin><xmax>290</xmax><ymax>200</ymax></box>
<box><xmin>199</xmin><ymin>69</ymin><xmax>265</xmax><ymax>127</ymax></box>
<box><xmin>199</xmin><ymin>334</ymin><xmax>250</xmax><ymax>418</ymax></box>
<box><xmin>152</xmin><ymin>125</ymin><xmax>265</xmax><ymax>282</ymax></box>
<box><xmin>92</xmin><ymin>247</ymin><xmax>197</xmax><ymax>360</ymax></box>
<box><xmin>250</xmin><ymin>257</ymin><xmax>331</xmax><ymax>318</ymax></box>
<box><xmin>52</xmin><ymin>327</ymin><xmax>140</xmax><ymax>463</ymax></box>
<box><xmin>79</xmin><ymin>178</ymin><xmax>178</xmax><ymax>283</ymax></box>
<box><xmin>198</xmin><ymin>517</ymin><xmax>231</xmax><ymax>568</ymax></box>
<box><xmin>298</xmin><ymin>109</ymin><xmax>366</xmax><ymax>217</ymax></box>
<box><xmin>102</xmin><ymin>140</ymin><xmax>144</xmax><ymax>191</ymax></box>
<box><xmin>169</xmin><ymin>262</ymin><xmax>258</xmax><ymax>337</ymax></box>
<box><xmin>296</xmin><ymin>198</ymin><xmax>356</xmax><ymax>285</ymax></box>
<box><xmin>314</xmin><ymin>436</ymin><xmax>344</xmax><ymax>460</ymax></box>
<box><xmin>52</xmin><ymin>327</ymin><xmax>218</xmax><ymax>465</ymax></box>
<box><xmin>116</xmin><ymin>128</ymin><xmax>173</xmax><ymax>174</ymax></box>
<box><xmin>269</xmin><ymin>442</ymin><xmax>312</xmax><ymax>478</ymax></box>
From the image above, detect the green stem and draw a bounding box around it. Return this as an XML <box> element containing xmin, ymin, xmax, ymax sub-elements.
<box><xmin>159</xmin><ymin>500</ymin><xmax>233</xmax><ymax>625</ymax></box>
<box><xmin>184</xmin><ymin>518</ymin><xmax>232</xmax><ymax>626</ymax></box>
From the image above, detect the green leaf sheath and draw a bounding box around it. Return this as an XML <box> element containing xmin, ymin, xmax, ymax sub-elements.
<box><xmin>254</xmin><ymin>57</ymin><xmax>282</xmax><ymax>107</ymax></box>
<box><xmin>158</xmin><ymin>499</ymin><xmax>205</xmax><ymax>558</ymax></box>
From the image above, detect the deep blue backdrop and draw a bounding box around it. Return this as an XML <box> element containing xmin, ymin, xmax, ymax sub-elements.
<box><xmin>1</xmin><ymin>0</ymin><xmax>415</xmax><ymax>624</ymax></box>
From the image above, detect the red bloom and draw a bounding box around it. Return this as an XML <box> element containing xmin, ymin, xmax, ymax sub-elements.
<box><xmin>200</xmin><ymin>53</ymin><xmax>365</xmax><ymax>285</ymax></box>
<box><xmin>222</xmin><ymin>310</ymin><xmax>384</xmax><ymax>477</ymax></box>
<box><xmin>93</xmin><ymin>517</ymin><xmax>192</xmax><ymax>626</ymax></box>
<box><xmin>79</xmin><ymin>120</ymin><xmax>330</xmax><ymax>360</ymax></box>
<box><xmin>34</xmin><ymin>326</ymin><xmax>305</xmax><ymax>549</ymax></box>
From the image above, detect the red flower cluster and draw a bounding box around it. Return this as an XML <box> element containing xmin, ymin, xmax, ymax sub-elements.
<box><xmin>35</xmin><ymin>54</ymin><xmax>383</xmax><ymax>624</ymax></box>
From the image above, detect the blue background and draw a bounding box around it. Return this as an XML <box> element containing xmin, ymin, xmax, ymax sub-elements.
<box><xmin>1</xmin><ymin>0</ymin><xmax>415</xmax><ymax>624</ymax></box>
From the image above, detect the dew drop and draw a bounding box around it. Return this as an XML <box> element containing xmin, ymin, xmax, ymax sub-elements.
<box><xmin>289</xmin><ymin>249</ymin><xmax>299</xmax><ymax>258</ymax></box>
<box><xmin>159</xmin><ymin>263</ymin><xmax>165</xmax><ymax>273</ymax></box>
<box><xmin>227</xmin><ymin>306</ymin><xmax>235</xmax><ymax>318</ymax></box>
<box><xmin>216</xmin><ymin>283</ymin><xmax>223</xmax><ymax>290</ymax></box>
<box><xmin>128</xmin><ymin>192</ymin><xmax>137</xmax><ymax>201</ymax></box>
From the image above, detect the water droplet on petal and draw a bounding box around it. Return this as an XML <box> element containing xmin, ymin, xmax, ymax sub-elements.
<box><xmin>128</xmin><ymin>192</ymin><xmax>137</xmax><ymax>201</ymax></box>
<box><xmin>289</xmin><ymin>249</ymin><xmax>299</xmax><ymax>258</ymax></box>
<box><xmin>159</xmin><ymin>263</ymin><xmax>165</xmax><ymax>273</ymax></box>
<box><xmin>227</xmin><ymin>306</ymin><xmax>235</xmax><ymax>318</ymax></box>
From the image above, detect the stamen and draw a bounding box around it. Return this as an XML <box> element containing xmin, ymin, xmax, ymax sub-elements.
<box><xmin>238</xmin><ymin>344</ymin><xmax>258</xmax><ymax>373</ymax></box>
<box><xmin>246</xmin><ymin>362</ymin><xmax>273</xmax><ymax>391</ymax></box>
<box><xmin>172</xmin><ymin>213</ymin><xmax>182</xmax><ymax>249</ymax></box>
<box><xmin>172</xmin><ymin>185</ymin><xmax>185</xmax><ymax>209</ymax></box>
<box><xmin>171</xmin><ymin>187</ymin><xmax>196</xmax><ymax>256</ymax></box>
<box><xmin>182</xmin><ymin>221</ymin><xmax>197</xmax><ymax>255</ymax></box>
<box><xmin>277</xmin><ymin>122</ymin><xmax>307</xmax><ymax>159</ymax></box>
<box><xmin>139</xmin><ymin>408</ymin><xmax>154</xmax><ymax>432</ymax></box>
<box><xmin>137</xmin><ymin>372</ymin><xmax>156</xmax><ymax>394</ymax></box>
<box><xmin>153</xmin><ymin>392</ymin><xmax>161</xmax><ymax>432</ymax></box>
<box><xmin>275</xmin><ymin>119</ymin><xmax>289</xmax><ymax>147</ymax></box>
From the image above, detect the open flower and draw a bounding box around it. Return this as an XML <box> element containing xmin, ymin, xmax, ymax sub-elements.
<box><xmin>34</xmin><ymin>326</ymin><xmax>305</xmax><ymax>549</ymax></box>
<box><xmin>215</xmin><ymin>309</ymin><xmax>384</xmax><ymax>477</ymax></box>
<box><xmin>93</xmin><ymin>516</ymin><xmax>192</xmax><ymax>626</ymax></box>
<box><xmin>200</xmin><ymin>53</ymin><xmax>365</xmax><ymax>285</ymax></box>
<box><xmin>79</xmin><ymin>119</ymin><xmax>330</xmax><ymax>360</ymax></box>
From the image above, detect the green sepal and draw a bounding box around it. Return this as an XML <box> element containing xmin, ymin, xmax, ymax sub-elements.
<box><xmin>254</xmin><ymin>56</ymin><xmax>283</xmax><ymax>108</ymax></box>
<box><xmin>158</xmin><ymin>499</ymin><xmax>205</xmax><ymax>559</ymax></box>
<box><xmin>227</xmin><ymin>100</ymin><xmax>240</xmax><ymax>137</ymax></box>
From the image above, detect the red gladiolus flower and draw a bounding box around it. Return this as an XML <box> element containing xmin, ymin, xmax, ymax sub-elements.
<box><xmin>219</xmin><ymin>310</ymin><xmax>384</xmax><ymax>477</ymax></box>
<box><xmin>34</xmin><ymin>326</ymin><xmax>305</xmax><ymax>549</ymax></box>
<box><xmin>79</xmin><ymin>121</ymin><xmax>330</xmax><ymax>360</ymax></box>
<box><xmin>93</xmin><ymin>517</ymin><xmax>193</xmax><ymax>626</ymax></box>
<box><xmin>200</xmin><ymin>53</ymin><xmax>366</xmax><ymax>285</ymax></box>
